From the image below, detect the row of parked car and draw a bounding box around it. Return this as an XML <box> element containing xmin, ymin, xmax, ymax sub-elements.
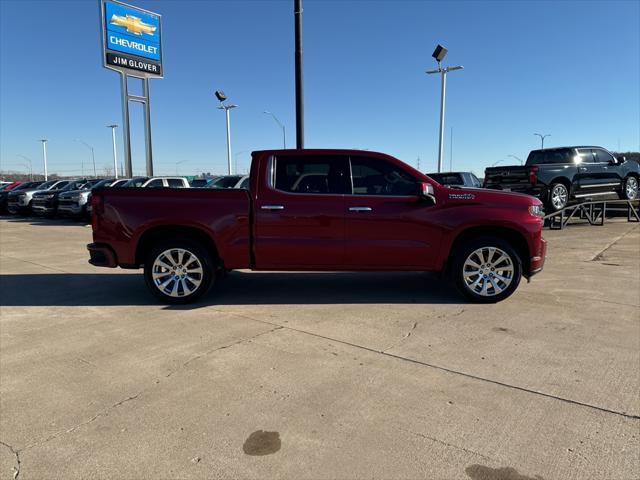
<box><xmin>0</xmin><ymin>174</ymin><xmax>252</xmax><ymax>218</ymax></box>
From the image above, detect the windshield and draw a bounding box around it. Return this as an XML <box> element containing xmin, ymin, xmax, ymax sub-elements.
<box><xmin>428</xmin><ymin>173</ymin><xmax>464</xmax><ymax>186</ymax></box>
<box><xmin>35</xmin><ymin>180</ymin><xmax>57</xmax><ymax>190</ymax></box>
<box><xmin>12</xmin><ymin>182</ymin><xmax>42</xmax><ymax>191</ymax></box>
<box><xmin>91</xmin><ymin>179</ymin><xmax>114</xmax><ymax>189</ymax></box>
<box><xmin>210</xmin><ymin>176</ymin><xmax>243</xmax><ymax>188</ymax></box>
<box><xmin>60</xmin><ymin>181</ymin><xmax>87</xmax><ymax>191</ymax></box>
<box><xmin>123</xmin><ymin>177</ymin><xmax>149</xmax><ymax>187</ymax></box>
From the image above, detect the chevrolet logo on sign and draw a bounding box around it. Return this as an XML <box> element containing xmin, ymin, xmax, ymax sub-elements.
<box><xmin>110</xmin><ymin>14</ymin><xmax>157</xmax><ymax>36</ymax></box>
<box><xmin>102</xmin><ymin>0</ymin><xmax>162</xmax><ymax>77</ymax></box>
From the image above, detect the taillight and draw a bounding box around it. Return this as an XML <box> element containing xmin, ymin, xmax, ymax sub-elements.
<box><xmin>91</xmin><ymin>194</ymin><xmax>103</xmax><ymax>230</ymax></box>
<box><xmin>529</xmin><ymin>166</ymin><xmax>538</xmax><ymax>186</ymax></box>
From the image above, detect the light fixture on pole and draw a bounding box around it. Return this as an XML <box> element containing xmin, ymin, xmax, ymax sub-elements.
<box><xmin>215</xmin><ymin>90</ymin><xmax>237</xmax><ymax>175</ymax></box>
<box><xmin>175</xmin><ymin>160</ymin><xmax>187</xmax><ymax>176</ymax></box>
<box><xmin>39</xmin><ymin>139</ymin><xmax>48</xmax><ymax>180</ymax></box>
<box><xmin>17</xmin><ymin>155</ymin><xmax>33</xmax><ymax>180</ymax></box>
<box><xmin>426</xmin><ymin>44</ymin><xmax>463</xmax><ymax>173</ymax></box>
<box><xmin>534</xmin><ymin>133</ymin><xmax>551</xmax><ymax>149</ymax></box>
<box><xmin>75</xmin><ymin>139</ymin><xmax>97</xmax><ymax>178</ymax></box>
<box><xmin>263</xmin><ymin>111</ymin><xmax>286</xmax><ymax>148</ymax></box>
<box><xmin>107</xmin><ymin>125</ymin><xmax>119</xmax><ymax>179</ymax></box>
<box><xmin>491</xmin><ymin>158</ymin><xmax>512</xmax><ymax>167</ymax></box>
<box><xmin>508</xmin><ymin>154</ymin><xmax>524</xmax><ymax>165</ymax></box>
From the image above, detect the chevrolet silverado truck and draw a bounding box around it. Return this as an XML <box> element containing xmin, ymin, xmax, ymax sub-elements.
<box><xmin>484</xmin><ymin>146</ymin><xmax>639</xmax><ymax>211</ymax></box>
<box><xmin>88</xmin><ymin>149</ymin><xmax>547</xmax><ymax>304</ymax></box>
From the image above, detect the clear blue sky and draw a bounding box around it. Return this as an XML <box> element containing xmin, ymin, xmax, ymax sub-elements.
<box><xmin>1</xmin><ymin>0</ymin><xmax>638</xmax><ymax>177</ymax></box>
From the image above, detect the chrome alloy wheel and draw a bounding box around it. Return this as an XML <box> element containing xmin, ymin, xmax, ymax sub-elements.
<box><xmin>151</xmin><ymin>248</ymin><xmax>204</xmax><ymax>298</ymax></box>
<box><xmin>626</xmin><ymin>177</ymin><xmax>638</xmax><ymax>200</ymax></box>
<box><xmin>551</xmin><ymin>184</ymin><xmax>568</xmax><ymax>210</ymax></box>
<box><xmin>462</xmin><ymin>247</ymin><xmax>514</xmax><ymax>297</ymax></box>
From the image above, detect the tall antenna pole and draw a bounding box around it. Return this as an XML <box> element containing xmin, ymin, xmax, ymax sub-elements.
<box><xmin>450</xmin><ymin>126</ymin><xmax>453</xmax><ymax>171</ymax></box>
<box><xmin>294</xmin><ymin>0</ymin><xmax>304</xmax><ymax>149</ymax></box>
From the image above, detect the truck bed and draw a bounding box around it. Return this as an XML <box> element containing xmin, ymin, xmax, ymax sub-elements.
<box><xmin>483</xmin><ymin>165</ymin><xmax>534</xmax><ymax>192</ymax></box>
<box><xmin>91</xmin><ymin>187</ymin><xmax>251</xmax><ymax>269</ymax></box>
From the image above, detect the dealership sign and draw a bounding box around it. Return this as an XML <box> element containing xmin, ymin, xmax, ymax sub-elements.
<box><xmin>101</xmin><ymin>0</ymin><xmax>163</xmax><ymax>77</ymax></box>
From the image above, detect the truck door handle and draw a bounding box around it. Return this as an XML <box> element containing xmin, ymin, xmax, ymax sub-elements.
<box><xmin>349</xmin><ymin>206</ymin><xmax>373</xmax><ymax>212</ymax></box>
<box><xmin>579</xmin><ymin>167</ymin><xmax>588</xmax><ymax>172</ymax></box>
<box><xmin>261</xmin><ymin>205</ymin><xmax>284</xmax><ymax>210</ymax></box>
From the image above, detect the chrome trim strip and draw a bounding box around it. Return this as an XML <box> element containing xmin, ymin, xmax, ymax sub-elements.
<box><xmin>580</xmin><ymin>183</ymin><xmax>620</xmax><ymax>188</ymax></box>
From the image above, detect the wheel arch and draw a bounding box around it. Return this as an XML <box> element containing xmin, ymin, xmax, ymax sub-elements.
<box><xmin>447</xmin><ymin>225</ymin><xmax>531</xmax><ymax>277</ymax></box>
<box><xmin>135</xmin><ymin>225</ymin><xmax>221</xmax><ymax>267</ymax></box>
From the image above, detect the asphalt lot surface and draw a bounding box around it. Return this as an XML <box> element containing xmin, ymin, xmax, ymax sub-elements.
<box><xmin>1</xmin><ymin>216</ymin><xmax>639</xmax><ymax>480</ymax></box>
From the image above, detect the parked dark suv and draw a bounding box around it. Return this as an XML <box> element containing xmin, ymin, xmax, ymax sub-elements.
<box><xmin>484</xmin><ymin>146</ymin><xmax>640</xmax><ymax>211</ymax></box>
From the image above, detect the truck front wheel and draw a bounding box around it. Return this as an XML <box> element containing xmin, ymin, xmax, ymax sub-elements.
<box><xmin>144</xmin><ymin>239</ymin><xmax>215</xmax><ymax>304</ymax></box>
<box><xmin>452</xmin><ymin>237</ymin><xmax>522</xmax><ymax>303</ymax></box>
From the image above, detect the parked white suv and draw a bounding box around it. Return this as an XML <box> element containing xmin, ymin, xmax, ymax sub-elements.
<box><xmin>124</xmin><ymin>177</ymin><xmax>190</xmax><ymax>188</ymax></box>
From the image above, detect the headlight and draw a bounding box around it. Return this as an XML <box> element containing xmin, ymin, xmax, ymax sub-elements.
<box><xmin>528</xmin><ymin>205</ymin><xmax>544</xmax><ymax>217</ymax></box>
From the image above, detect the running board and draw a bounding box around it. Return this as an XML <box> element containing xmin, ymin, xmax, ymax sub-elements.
<box><xmin>574</xmin><ymin>191</ymin><xmax>616</xmax><ymax>198</ymax></box>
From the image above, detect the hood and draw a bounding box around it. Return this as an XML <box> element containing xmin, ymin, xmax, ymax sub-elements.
<box><xmin>33</xmin><ymin>189</ymin><xmax>63</xmax><ymax>197</ymax></box>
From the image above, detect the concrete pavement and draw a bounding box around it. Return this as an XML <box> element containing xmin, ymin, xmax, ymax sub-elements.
<box><xmin>1</xmin><ymin>216</ymin><xmax>638</xmax><ymax>479</ymax></box>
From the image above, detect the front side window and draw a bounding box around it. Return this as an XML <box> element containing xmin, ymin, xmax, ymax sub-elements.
<box><xmin>593</xmin><ymin>149</ymin><xmax>614</xmax><ymax>163</ymax></box>
<box><xmin>274</xmin><ymin>155</ymin><xmax>349</xmax><ymax>194</ymax></box>
<box><xmin>350</xmin><ymin>157</ymin><xmax>417</xmax><ymax>196</ymax></box>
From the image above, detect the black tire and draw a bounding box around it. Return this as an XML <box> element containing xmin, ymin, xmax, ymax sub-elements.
<box><xmin>144</xmin><ymin>238</ymin><xmax>215</xmax><ymax>304</ymax></box>
<box><xmin>452</xmin><ymin>236</ymin><xmax>522</xmax><ymax>303</ymax></box>
<box><xmin>546</xmin><ymin>182</ymin><xmax>569</xmax><ymax>212</ymax></box>
<box><xmin>619</xmin><ymin>176</ymin><xmax>639</xmax><ymax>200</ymax></box>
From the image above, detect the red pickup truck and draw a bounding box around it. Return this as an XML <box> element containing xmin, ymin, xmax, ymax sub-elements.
<box><xmin>88</xmin><ymin>149</ymin><xmax>546</xmax><ymax>304</ymax></box>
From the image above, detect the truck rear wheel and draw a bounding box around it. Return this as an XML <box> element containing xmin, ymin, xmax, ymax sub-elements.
<box><xmin>452</xmin><ymin>236</ymin><xmax>522</xmax><ymax>303</ymax></box>
<box><xmin>144</xmin><ymin>239</ymin><xmax>215</xmax><ymax>304</ymax></box>
<box><xmin>547</xmin><ymin>183</ymin><xmax>569</xmax><ymax>211</ymax></box>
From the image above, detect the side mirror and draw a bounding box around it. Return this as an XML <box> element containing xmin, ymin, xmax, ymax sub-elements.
<box><xmin>616</xmin><ymin>156</ymin><xmax>626</xmax><ymax>164</ymax></box>
<box><xmin>419</xmin><ymin>182</ymin><xmax>436</xmax><ymax>204</ymax></box>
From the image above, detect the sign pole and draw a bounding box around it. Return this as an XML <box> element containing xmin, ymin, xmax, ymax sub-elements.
<box><xmin>143</xmin><ymin>78</ymin><xmax>154</xmax><ymax>176</ymax></box>
<box><xmin>120</xmin><ymin>72</ymin><xmax>133</xmax><ymax>178</ymax></box>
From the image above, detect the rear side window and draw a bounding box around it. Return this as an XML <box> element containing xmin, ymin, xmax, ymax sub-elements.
<box><xmin>146</xmin><ymin>179</ymin><xmax>164</xmax><ymax>188</ymax></box>
<box><xmin>526</xmin><ymin>150</ymin><xmax>574</xmax><ymax>165</ymax></box>
<box><xmin>167</xmin><ymin>179</ymin><xmax>185</xmax><ymax>188</ymax></box>
<box><xmin>274</xmin><ymin>155</ymin><xmax>349</xmax><ymax>194</ymax></box>
<box><xmin>350</xmin><ymin>157</ymin><xmax>417</xmax><ymax>196</ymax></box>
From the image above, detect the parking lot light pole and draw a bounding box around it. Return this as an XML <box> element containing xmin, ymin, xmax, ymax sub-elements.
<box><xmin>107</xmin><ymin>125</ymin><xmax>119</xmax><ymax>179</ymax></box>
<box><xmin>426</xmin><ymin>45</ymin><xmax>463</xmax><ymax>173</ymax></box>
<box><xmin>75</xmin><ymin>139</ymin><xmax>97</xmax><ymax>178</ymax></box>
<box><xmin>263</xmin><ymin>111</ymin><xmax>286</xmax><ymax>149</ymax></box>
<box><xmin>534</xmin><ymin>133</ymin><xmax>551</xmax><ymax>149</ymax></box>
<box><xmin>175</xmin><ymin>160</ymin><xmax>187</xmax><ymax>176</ymax></box>
<box><xmin>39</xmin><ymin>139</ymin><xmax>48</xmax><ymax>180</ymax></box>
<box><xmin>214</xmin><ymin>91</ymin><xmax>237</xmax><ymax>175</ymax></box>
<box><xmin>508</xmin><ymin>154</ymin><xmax>524</xmax><ymax>165</ymax></box>
<box><xmin>17</xmin><ymin>155</ymin><xmax>33</xmax><ymax>180</ymax></box>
